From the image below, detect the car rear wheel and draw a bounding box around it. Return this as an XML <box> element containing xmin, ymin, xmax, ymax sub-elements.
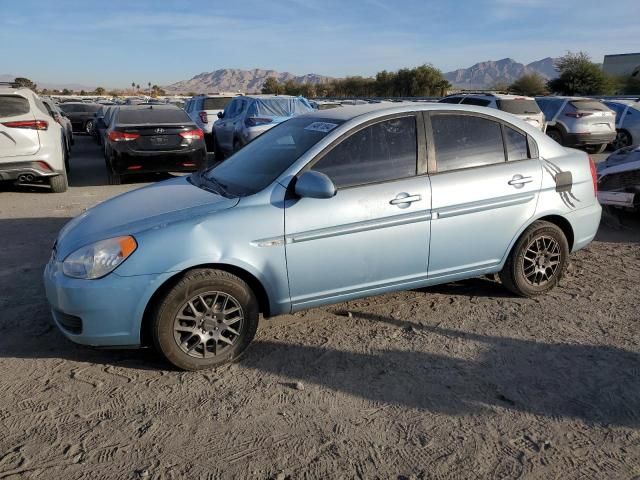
<box><xmin>499</xmin><ymin>221</ymin><xmax>569</xmax><ymax>297</ymax></box>
<box><xmin>546</xmin><ymin>128</ymin><xmax>563</xmax><ymax>145</ymax></box>
<box><xmin>611</xmin><ymin>130</ymin><xmax>632</xmax><ymax>151</ymax></box>
<box><xmin>585</xmin><ymin>143</ymin><xmax>607</xmax><ymax>154</ymax></box>
<box><xmin>49</xmin><ymin>171</ymin><xmax>68</xmax><ymax>193</ymax></box>
<box><xmin>84</xmin><ymin>120</ymin><xmax>93</xmax><ymax>134</ymax></box>
<box><xmin>151</xmin><ymin>269</ymin><xmax>259</xmax><ymax>371</ymax></box>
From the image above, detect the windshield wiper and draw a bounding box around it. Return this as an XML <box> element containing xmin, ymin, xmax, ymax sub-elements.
<box><xmin>200</xmin><ymin>172</ymin><xmax>231</xmax><ymax>196</ymax></box>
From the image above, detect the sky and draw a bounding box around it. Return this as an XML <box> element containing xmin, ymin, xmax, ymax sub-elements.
<box><xmin>0</xmin><ymin>0</ymin><xmax>638</xmax><ymax>88</ymax></box>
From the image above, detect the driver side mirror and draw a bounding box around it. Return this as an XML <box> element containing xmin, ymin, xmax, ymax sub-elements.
<box><xmin>217</xmin><ymin>111</ymin><xmax>224</xmax><ymax>119</ymax></box>
<box><xmin>294</xmin><ymin>171</ymin><xmax>336</xmax><ymax>199</ymax></box>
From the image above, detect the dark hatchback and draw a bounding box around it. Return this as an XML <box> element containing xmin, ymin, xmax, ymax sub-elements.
<box><xmin>58</xmin><ymin>102</ymin><xmax>101</xmax><ymax>133</ymax></box>
<box><xmin>104</xmin><ymin>105</ymin><xmax>207</xmax><ymax>184</ymax></box>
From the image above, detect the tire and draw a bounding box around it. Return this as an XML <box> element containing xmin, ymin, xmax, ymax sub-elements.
<box><xmin>108</xmin><ymin>171</ymin><xmax>121</xmax><ymax>185</ymax></box>
<box><xmin>546</xmin><ymin>128</ymin><xmax>563</xmax><ymax>145</ymax></box>
<box><xmin>49</xmin><ymin>172</ymin><xmax>68</xmax><ymax>193</ymax></box>
<box><xmin>611</xmin><ymin>130</ymin><xmax>632</xmax><ymax>151</ymax></box>
<box><xmin>499</xmin><ymin>220</ymin><xmax>569</xmax><ymax>297</ymax></box>
<box><xmin>151</xmin><ymin>269</ymin><xmax>259</xmax><ymax>371</ymax></box>
<box><xmin>585</xmin><ymin>143</ymin><xmax>607</xmax><ymax>154</ymax></box>
<box><xmin>213</xmin><ymin>135</ymin><xmax>224</xmax><ymax>161</ymax></box>
<box><xmin>84</xmin><ymin>120</ymin><xmax>94</xmax><ymax>134</ymax></box>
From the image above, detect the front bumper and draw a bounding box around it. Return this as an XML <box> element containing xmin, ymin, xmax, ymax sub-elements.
<box><xmin>0</xmin><ymin>161</ymin><xmax>60</xmax><ymax>181</ymax></box>
<box><xmin>564</xmin><ymin>131</ymin><xmax>616</xmax><ymax>147</ymax></box>
<box><xmin>111</xmin><ymin>148</ymin><xmax>206</xmax><ymax>175</ymax></box>
<box><xmin>43</xmin><ymin>258</ymin><xmax>172</xmax><ymax>347</ymax></box>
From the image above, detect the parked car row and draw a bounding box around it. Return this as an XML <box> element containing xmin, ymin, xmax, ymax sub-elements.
<box><xmin>0</xmin><ymin>84</ymin><xmax>72</xmax><ymax>192</ymax></box>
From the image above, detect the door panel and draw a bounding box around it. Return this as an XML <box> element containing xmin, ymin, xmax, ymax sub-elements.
<box><xmin>428</xmin><ymin>159</ymin><xmax>541</xmax><ymax>277</ymax></box>
<box><xmin>285</xmin><ymin>176</ymin><xmax>432</xmax><ymax>309</ymax></box>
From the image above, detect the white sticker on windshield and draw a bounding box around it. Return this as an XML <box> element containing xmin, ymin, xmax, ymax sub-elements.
<box><xmin>304</xmin><ymin>122</ymin><xmax>339</xmax><ymax>133</ymax></box>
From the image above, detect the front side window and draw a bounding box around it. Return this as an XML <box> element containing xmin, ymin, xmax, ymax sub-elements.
<box><xmin>312</xmin><ymin>116</ymin><xmax>417</xmax><ymax>188</ymax></box>
<box><xmin>432</xmin><ymin>114</ymin><xmax>505</xmax><ymax>172</ymax></box>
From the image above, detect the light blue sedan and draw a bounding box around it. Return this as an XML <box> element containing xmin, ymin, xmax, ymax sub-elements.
<box><xmin>44</xmin><ymin>103</ymin><xmax>602</xmax><ymax>370</ymax></box>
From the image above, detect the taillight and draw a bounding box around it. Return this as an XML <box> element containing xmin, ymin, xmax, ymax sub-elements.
<box><xmin>2</xmin><ymin>120</ymin><xmax>48</xmax><ymax>130</ymax></box>
<box><xmin>199</xmin><ymin>111</ymin><xmax>208</xmax><ymax>123</ymax></box>
<box><xmin>245</xmin><ymin>117</ymin><xmax>273</xmax><ymax>127</ymax></box>
<box><xmin>108</xmin><ymin>131</ymin><xmax>140</xmax><ymax>142</ymax></box>
<box><xmin>565</xmin><ymin>112</ymin><xmax>593</xmax><ymax>118</ymax></box>
<box><xmin>179</xmin><ymin>129</ymin><xmax>204</xmax><ymax>140</ymax></box>
<box><xmin>589</xmin><ymin>156</ymin><xmax>598</xmax><ymax>197</ymax></box>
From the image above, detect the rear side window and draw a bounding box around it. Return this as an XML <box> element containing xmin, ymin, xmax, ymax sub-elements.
<box><xmin>569</xmin><ymin>100</ymin><xmax>608</xmax><ymax>112</ymax></box>
<box><xmin>461</xmin><ymin>97</ymin><xmax>491</xmax><ymax>107</ymax></box>
<box><xmin>439</xmin><ymin>97</ymin><xmax>463</xmax><ymax>104</ymax></box>
<box><xmin>204</xmin><ymin>97</ymin><xmax>232</xmax><ymax>110</ymax></box>
<box><xmin>504</xmin><ymin>127</ymin><xmax>529</xmax><ymax>161</ymax></box>
<box><xmin>0</xmin><ymin>95</ymin><xmax>30</xmax><ymax>117</ymax></box>
<box><xmin>117</xmin><ymin>107</ymin><xmax>191</xmax><ymax>124</ymax></box>
<box><xmin>432</xmin><ymin>115</ymin><xmax>505</xmax><ymax>172</ymax></box>
<box><xmin>59</xmin><ymin>104</ymin><xmax>77</xmax><ymax>113</ymax></box>
<box><xmin>80</xmin><ymin>104</ymin><xmax>101</xmax><ymax>113</ymax></box>
<box><xmin>312</xmin><ymin>116</ymin><xmax>417</xmax><ymax>188</ymax></box>
<box><xmin>496</xmin><ymin>99</ymin><xmax>541</xmax><ymax>115</ymax></box>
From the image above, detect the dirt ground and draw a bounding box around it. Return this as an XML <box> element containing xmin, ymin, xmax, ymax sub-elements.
<box><xmin>0</xmin><ymin>138</ymin><xmax>638</xmax><ymax>480</ymax></box>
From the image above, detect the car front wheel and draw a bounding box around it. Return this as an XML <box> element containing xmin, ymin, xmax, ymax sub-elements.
<box><xmin>151</xmin><ymin>269</ymin><xmax>259</xmax><ymax>371</ymax></box>
<box><xmin>611</xmin><ymin>130</ymin><xmax>632</xmax><ymax>151</ymax></box>
<box><xmin>499</xmin><ymin>221</ymin><xmax>569</xmax><ymax>297</ymax></box>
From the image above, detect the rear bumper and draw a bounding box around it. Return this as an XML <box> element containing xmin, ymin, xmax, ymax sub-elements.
<box><xmin>0</xmin><ymin>161</ymin><xmax>60</xmax><ymax>181</ymax></box>
<box><xmin>110</xmin><ymin>148</ymin><xmax>207</xmax><ymax>175</ymax></box>
<box><xmin>564</xmin><ymin>131</ymin><xmax>616</xmax><ymax>146</ymax></box>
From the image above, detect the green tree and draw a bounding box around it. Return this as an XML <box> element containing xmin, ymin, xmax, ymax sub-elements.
<box><xmin>547</xmin><ymin>51</ymin><xmax>615</xmax><ymax>95</ymax></box>
<box><xmin>261</xmin><ymin>77</ymin><xmax>282</xmax><ymax>94</ymax></box>
<box><xmin>13</xmin><ymin>77</ymin><xmax>37</xmax><ymax>91</ymax></box>
<box><xmin>80</xmin><ymin>90</ymin><xmax>87</xmax><ymax>95</ymax></box>
<box><xmin>150</xmin><ymin>85</ymin><xmax>166</xmax><ymax>97</ymax></box>
<box><xmin>61</xmin><ymin>88</ymin><xmax>72</xmax><ymax>95</ymax></box>
<box><xmin>509</xmin><ymin>73</ymin><xmax>548</xmax><ymax>96</ymax></box>
<box><xmin>94</xmin><ymin>87</ymin><xmax>106</xmax><ymax>95</ymax></box>
<box><xmin>136</xmin><ymin>84</ymin><xmax>140</xmax><ymax>91</ymax></box>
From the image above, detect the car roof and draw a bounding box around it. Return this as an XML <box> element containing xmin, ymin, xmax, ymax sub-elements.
<box><xmin>242</xmin><ymin>95</ymin><xmax>304</xmax><ymax>100</ymax></box>
<box><xmin>447</xmin><ymin>92</ymin><xmax>535</xmax><ymax>100</ymax></box>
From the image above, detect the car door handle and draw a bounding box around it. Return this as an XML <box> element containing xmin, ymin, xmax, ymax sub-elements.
<box><xmin>390</xmin><ymin>193</ymin><xmax>422</xmax><ymax>208</ymax></box>
<box><xmin>508</xmin><ymin>175</ymin><xmax>533</xmax><ymax>188</ymax></box>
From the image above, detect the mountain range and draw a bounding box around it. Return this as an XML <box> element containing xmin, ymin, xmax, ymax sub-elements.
<box><xmin>1</xmin><ymin>57</ymin><xmax>560</xmax><ymax>94</ymax></box>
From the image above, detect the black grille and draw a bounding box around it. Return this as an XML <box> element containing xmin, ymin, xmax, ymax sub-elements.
<box><xmin>53</xmin><ymin>310</ymin><xmax>83</xmax><ymax>334</ymax></box>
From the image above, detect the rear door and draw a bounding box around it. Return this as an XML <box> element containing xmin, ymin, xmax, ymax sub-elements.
<box><xmin>426</xmin><ymin>112</ymin><xmax>541</xmax><ymax>279</ymax></box>
<box><xmin>0</xmin><ymin>94</ymin><xmax>40</xmax><ymax>157</ymax></box>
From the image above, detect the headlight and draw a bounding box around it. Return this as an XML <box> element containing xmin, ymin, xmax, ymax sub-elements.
<box><xmin>62</xmin><ymin>236</ymin><xmax>137</xmax><ymax>279</ymax></box>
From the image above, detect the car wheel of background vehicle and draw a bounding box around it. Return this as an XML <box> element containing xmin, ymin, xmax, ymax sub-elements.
<box><xmin>499</xmin><ymin>220</ymin><xmax>569</xmax><ymax>297</ymax></box>
<box><xmin>213</xmin><ymin>135</ymin><xmax>224</xmax><ymax>160</ymax></box>
<box><xmin>84</xmin><ymin>120</ymin><xmax>93</xmax><ymax>134</ymax></box>
<box><xmin>205</xmin><ymin>134</ymin><xmax>214</xmax><ymax>151</ymax></box>
<box><xmin>546</xmin><ymin>128</ymin><xmax>563</xmax><ymax>145</ymax></box>
<box><xmin>49</xmin><ymin>171</ymin><xmax>68</xmax><ymax>193</ymax></box>
<box><xmin>108</xmin><ymin>171</ymin><xmax>121</xmax><ymax>185</ymax></box>
<box><xmin>152</xmin><ymin>269</ymin><xmax>259</xmax><ymax>371</ymax></box>
<box><xmin>611</xmin><ymin>130</ymin><xmax>632</xmax><ymax>151</ymax></box>
<box><xmin>64</xmin><ymin>141</ymin><xmax>71</xmax><ymax>171</ymax></box>
<box><xmin>585</xmin><ymin>143</ymin><xmax>607</xmax><ymax>154</ymax></box>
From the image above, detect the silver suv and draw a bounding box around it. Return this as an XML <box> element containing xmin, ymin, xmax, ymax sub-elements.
<box><xmin>603</xmin><ymin>100</ymin><xmax>640</xmax><ymax>150</ymax></box>
<box><xmin>184</xmin><ymin>95</ymin><xmax>235</xmax><ymax>149</ymax></box>
<box><xmin>439</xmin><ymin>93</ymin><xmax>546</xmax><ymax>131</ymax></box>
<box><xmin>535</xmin><ymin>97</ymin><xmax>616</xmax><ymax>153</ymax></box>
<box><xmin>0</xmin><ymin>85</ymin><xmax>68</xmax><ymax>192</ymax></box>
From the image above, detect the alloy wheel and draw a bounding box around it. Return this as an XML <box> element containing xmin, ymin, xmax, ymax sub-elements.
<box><xmin>612</xmin><ymin>131</ymin><xmax>631</xmax><ymax>151</ymax></box>
<box><xmin>173</xmin><ymin>291</ymin><xmax>244</xmax><ymax>358</ymax></box>
<box><xmin>522</xmin><ymin>235</ymin><xmax>562</xmax><ymax>286</ymax></box>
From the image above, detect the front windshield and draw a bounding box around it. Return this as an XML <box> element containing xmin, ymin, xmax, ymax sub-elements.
<box><xmin>201</xmin><ymin>117</ymin><xmax>344</xmax><ymax>196</ymax></box>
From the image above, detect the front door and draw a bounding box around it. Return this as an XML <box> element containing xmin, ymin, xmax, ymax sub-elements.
<box><xmin>427</xmin><ymin>112</ymin><xmax>542</xmax><ymax>279</ymax></box>
<box><xmin>284</xmin><ymin>114</ymin><xmax>432</xmax><ymax>310</ymax></box>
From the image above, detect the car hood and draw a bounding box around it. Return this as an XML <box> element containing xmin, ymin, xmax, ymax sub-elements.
<box><xmin>55</xmin><ymin>175</ymin><xmax>239</xmax><ymax>259</ymax></box>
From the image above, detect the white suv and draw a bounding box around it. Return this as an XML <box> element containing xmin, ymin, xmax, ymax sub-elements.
<box><xmin>0</xmin><ymin>85</ymin><xmax>68</xmax><ymax>192</ymax></box>
<box><xmin>184</xmin><ymin>95</ymin><xmax>235</xmax><ymax>150</ymax></box>
<box><xmin>439</xmin><ymin>93</ymin><xmax>546</xmax><ymax>131</ymax></box>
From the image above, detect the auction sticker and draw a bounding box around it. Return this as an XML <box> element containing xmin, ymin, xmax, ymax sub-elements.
<box><xmin>304</xmin><ymin>122</ymin><xmax>339</xmax><ymax>133</ymax></box>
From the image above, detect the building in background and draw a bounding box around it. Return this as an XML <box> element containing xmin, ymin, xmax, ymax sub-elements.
<box><xmin>603</xmin><ymin>53</ymin><xmax>640</xmax><ymax>77</ymax></box>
